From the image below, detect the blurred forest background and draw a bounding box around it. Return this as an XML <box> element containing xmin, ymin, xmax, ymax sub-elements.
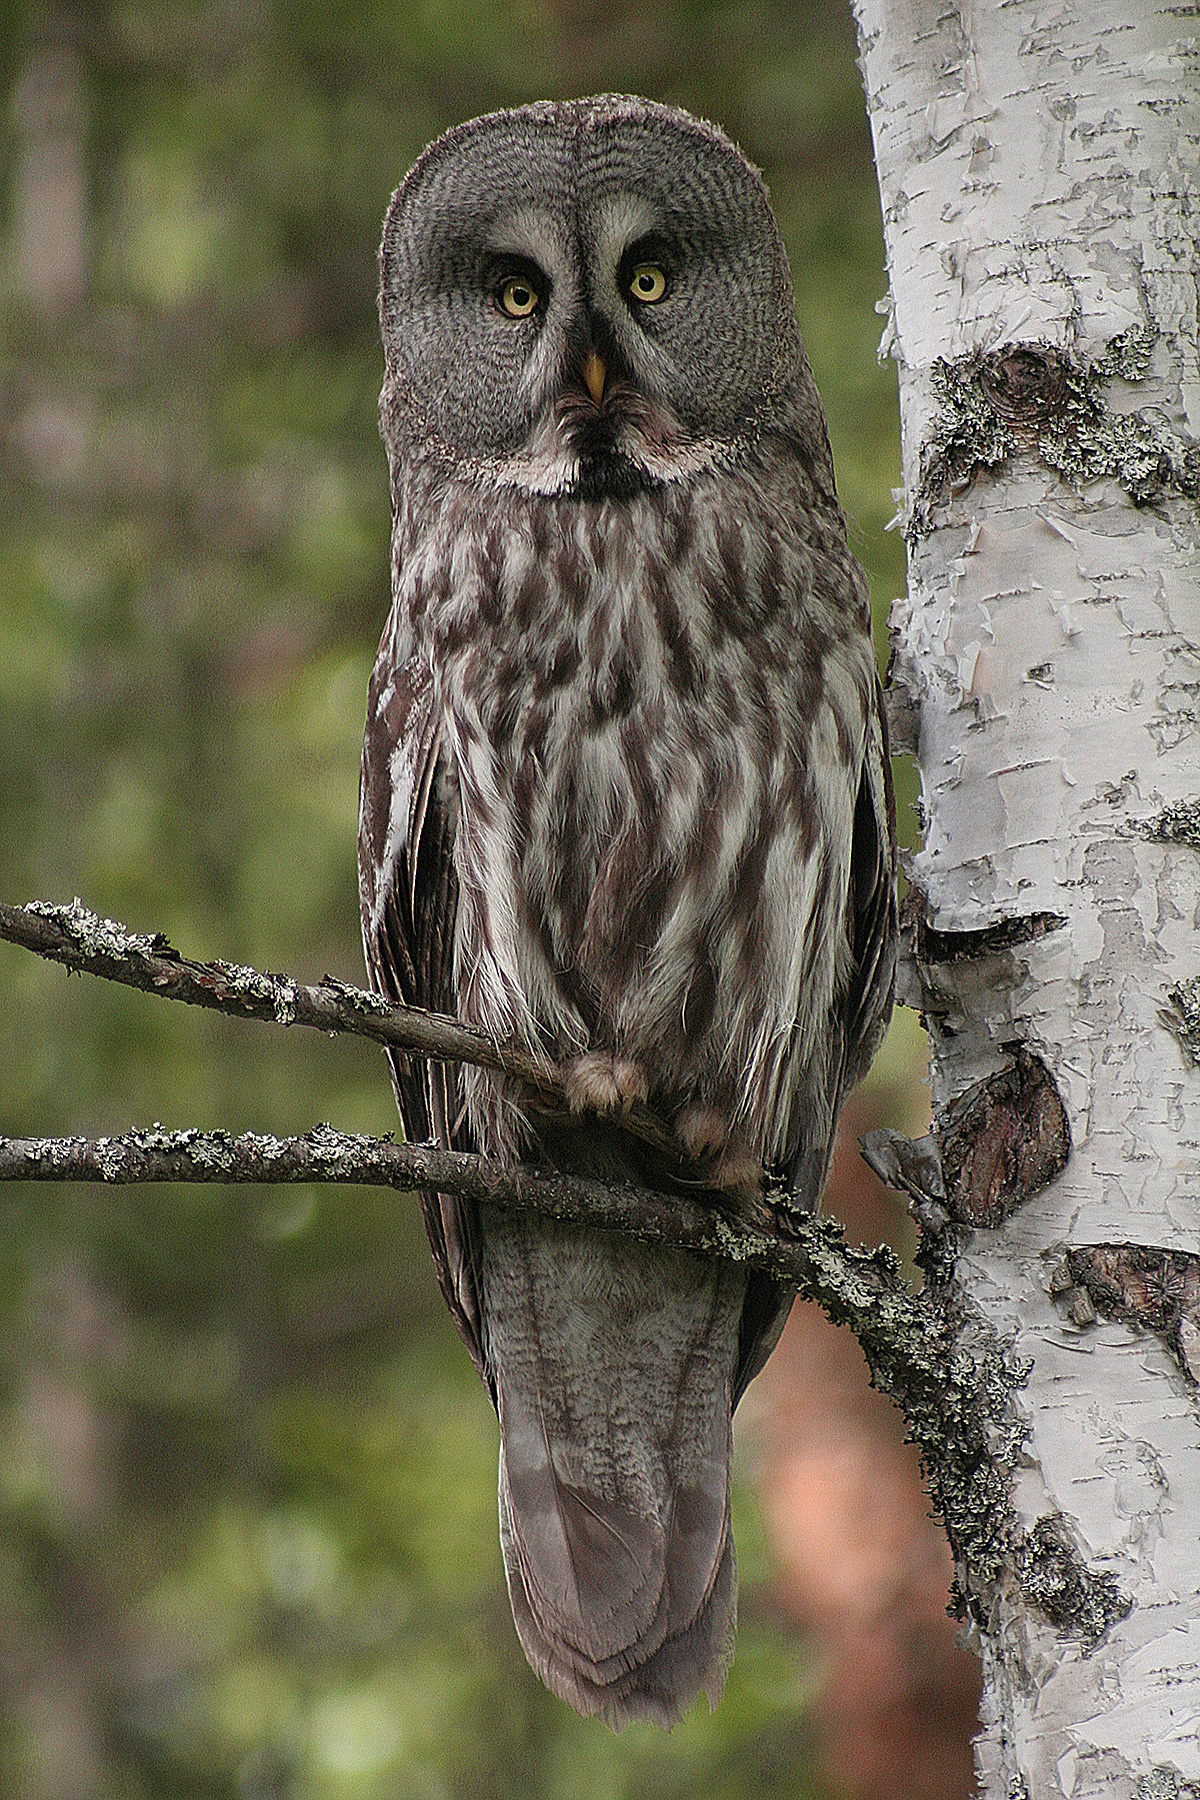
<box><xmin>0</xmin><ymin>3</ymin><xmax>980</xmax><ymax>1796</ymax></box>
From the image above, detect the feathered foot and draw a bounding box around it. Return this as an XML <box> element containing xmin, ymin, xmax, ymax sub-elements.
<box><xmin>563</xmin><ymin>1051</ymin><xmax>649</xmax><ymax>1116</ymax></box>
<box><xmin>673</xmin><ymin>1103</ymin><xmax>762</xmax><ymax>1192</ymax></box>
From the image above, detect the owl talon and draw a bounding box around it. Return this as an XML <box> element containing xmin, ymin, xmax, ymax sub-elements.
<box><xmin>563</xmin><ymin>1052</ymin><xmax>649</xmax><ymax>1117</ymax></box>
<box><xmin>675</xmin><ymin>1104</ymin><xmax>762</xmax><ymax>1192</ymax></box>
<box><xmin>674</xmin><ymin>1102</ymin><xmax>728</xmax><ymax>1162</ymax></box>
<box><xmin>708</xmin><ymin>1142</ymin><xmax>764</xmax><ymax>1194</ymax></box>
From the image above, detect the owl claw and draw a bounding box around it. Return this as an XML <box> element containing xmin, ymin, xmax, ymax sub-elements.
<box><xmin>708</xmin><ymin>1143</ymin><xmax>764</xmax><ymax>1193</ymax></box>
<box><xmin>563</xmin><ymin>1052</ymin><xmax>649</xmax><ymax>1117</ymax></box>
<box><xmin>674</xmin><ymin>1104</ymin><xmax>762</xmax><ymax>1192</ymax></box>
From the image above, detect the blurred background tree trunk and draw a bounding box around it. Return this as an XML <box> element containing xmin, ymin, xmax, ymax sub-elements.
<box><xmin>855</xmin><ymin>2</ymin><xmax>1200</xmax><ymax>1794</ymax></box>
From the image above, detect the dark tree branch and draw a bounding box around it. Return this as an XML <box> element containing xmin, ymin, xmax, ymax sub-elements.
<box><xmin>1</xmin><ymin>895</ymin><xmax>1027</xmax><ymax>1604</ymax></box>
<box><xmin>0</xmin><ymin>897</ymin><xmax>913</xmax><ymax>1332</ymax></box>
<box><xmin>0</xmin><ymin>898</ymin><xmax>677</xmax><ymax>1156</ymax></box>
<box><xmin>0</xmin><ymin>896</ymin><xmax>554</xmax><ymax>1081</ymax></box>
<box><xmin>0</xmin><ymin>1122</ymin><xmax>915</xmax><ymax>1359</ymax></box>
<box><xmin>0</xmin><ymin>1113</ymin><xmax>1019</xmax><ymax>1604</ymax></box>
<box><xmin>0</xmin><ymin>1124</ymin><xmax>798</xmax><ymax>1279</ymax></box>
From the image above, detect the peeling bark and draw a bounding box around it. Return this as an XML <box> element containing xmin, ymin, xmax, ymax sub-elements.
<box><xmin>854</xmin><ymin>1</ymin><xmax>1200</xmax><ymax>1793</ymax></box>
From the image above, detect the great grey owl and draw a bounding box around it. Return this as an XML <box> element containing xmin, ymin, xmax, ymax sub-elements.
<box><xmin>359</xmin><ymin>95</ymin><xmax>896</xmax><ymax>1730</ymax></box>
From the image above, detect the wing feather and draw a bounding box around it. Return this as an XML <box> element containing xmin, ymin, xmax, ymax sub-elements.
<box><xmin>732</xmin><ymin>668</ymin><xmax>896</xmax><ymax>1401</ymax></box>
<box><xmin>359</xmin><ymin>628</ymin><xmax>490</xmax><ymax>1391</ymax></box>
<box><xmin>844</xmin><ymin>669</ymin><xmax>898</xmax><ymax>1090</ymax></box>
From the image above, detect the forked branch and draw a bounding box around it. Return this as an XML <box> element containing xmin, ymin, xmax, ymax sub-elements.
<box><xmin>2</xmin><ymin>896</ymin><xmax>1025</xmax><ymax>1591</ymax></box>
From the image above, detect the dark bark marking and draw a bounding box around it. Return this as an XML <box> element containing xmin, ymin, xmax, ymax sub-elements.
<box><xmin>936</xmin><ymin>1046</ymin><xmax>1070</xmax><ymax>1228</ymax></box>
<box><xmin>1064</xmin><ymin>1243</ymin><xmax>1200</xmax><ymax>1384</ymax></box>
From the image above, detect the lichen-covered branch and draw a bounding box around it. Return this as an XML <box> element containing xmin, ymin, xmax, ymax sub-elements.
<box><xmin>0</xmin><ymin>1119</ymin><xmax>912</xmax><ymax>1362</ymax></box>
<box><xmin>0</xmin><ymin>898</ymin><xmax>925</xmax><ymax>1347</ymax></box>
<box><xmin>0</xmin><ymin>1117</ymin><xmax>1081</xmax><ymax>1648</ymax></box>
<box><xmin>2</xmin><ymin>894</ymin><xmax>1112</xmax><ymax>1654</ymax></box>
<box><xmin>1</xmin><ymin>1121</ymin><xmax>806</xmax><ymax>1272</ymax></box>
<box><xmin>0</xmin><ymin>898</ymin><xmax>677</xmax><ymax>1155</ymax></box>
<box><xmin>0</xmin><ymin>895</ymin><xmax>554</xmax><ymax>1083</ymax></box>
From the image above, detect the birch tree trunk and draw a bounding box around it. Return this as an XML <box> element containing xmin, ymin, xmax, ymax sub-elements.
<box><xmin>852</xmin><ymin>3</ymin><xmax>1200</xmax><ymax>1795</ymax></box>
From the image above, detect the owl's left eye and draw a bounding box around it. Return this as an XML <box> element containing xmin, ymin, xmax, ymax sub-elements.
<box><xmin>498</xmin><ymin>275</ymin><xmax>542</xmax><ymax>318</ymax></box>
<box><xmin>629</xmin><ymin>263</ymin><xmax>668</xmax><ymax>304</ymax></box>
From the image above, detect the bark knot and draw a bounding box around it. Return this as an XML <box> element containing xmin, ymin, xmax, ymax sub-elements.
<box><xmin>977</xmin><ymin>345</ymin><xmax>1068</xmax><ymax>424</ymax></box>
<box><xmin>1063</xmin><ymin>1243</ymin><xmax>1200</xmax><ymax>1383</ymax></box>
<box><xmin>936</xmin><ymin>1046</ymin><xmax>1071</xmax><ymax>1229</ymax></box>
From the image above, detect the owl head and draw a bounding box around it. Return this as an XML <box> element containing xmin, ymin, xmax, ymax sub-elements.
<box><xmin>378</xmin><ymin>95</ymin><xmax>834</xmax><ymax>502</ymax></box>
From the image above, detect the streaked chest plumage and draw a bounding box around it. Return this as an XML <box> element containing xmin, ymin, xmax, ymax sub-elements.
<box><xmin>388</xmin><ymin>451</ymin><xmax>874</xmax><ymax>1170</ymax></box>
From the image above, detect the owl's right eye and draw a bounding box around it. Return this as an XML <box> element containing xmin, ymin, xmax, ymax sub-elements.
<box><xmin>498</xmin><ymin>275</ymin><xmax>541</xmax><ymax>318</ymax></box>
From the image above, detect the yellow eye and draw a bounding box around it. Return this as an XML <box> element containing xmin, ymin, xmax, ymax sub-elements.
<box><xmin>629</xmin><ymin>263</ymin><xmax>668</xmax><ymax>304</ymax></box>
<box><xmin>499</xmin><ymin>276</ymin><xmax>539</xmax><ymax>317</ymax></box>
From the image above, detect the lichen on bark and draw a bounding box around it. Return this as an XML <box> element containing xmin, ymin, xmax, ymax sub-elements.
<box><xmin>909</xmin><ymin>330</ymin><xmax>1200</xmax><ymax>537</ymax></box>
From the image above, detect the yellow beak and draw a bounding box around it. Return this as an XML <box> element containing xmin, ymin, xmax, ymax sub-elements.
<box><xmin>582</xmin><ymin>349</ymin><xmax>607</xmax><ymax>406</ymax></box>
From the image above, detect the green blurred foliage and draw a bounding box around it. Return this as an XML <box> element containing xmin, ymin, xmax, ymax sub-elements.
<box><xmin>0</xmin><ymin>3</ymin><xmax>910</xmax><ymax>1794</ymax></box>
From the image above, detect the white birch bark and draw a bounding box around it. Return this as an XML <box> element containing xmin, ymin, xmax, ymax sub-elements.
<box><xmin>851</xmin><ymin>3</ymin><xmax>1200</xmax><ymax>1795</ymax></box>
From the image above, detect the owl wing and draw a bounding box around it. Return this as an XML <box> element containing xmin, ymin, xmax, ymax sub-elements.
<box><xmin>358</xmin><ymin>628</ymin><xmax>491</xmax><ymax>1392</ymax></box>
<box><xmin>843</xmin><ymin>667</ymin><xmax>899</xmax><ymax>1094</ymax></box>
<box><xmin>733</xmin><ymin>667</ymin><xmax>896</xmax><ymax>1402</ymax></box>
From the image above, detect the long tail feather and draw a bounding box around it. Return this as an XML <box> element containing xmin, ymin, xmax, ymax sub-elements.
<box><xmin>480</xmin><ymin>1207</ymin><xmax>745</xmax><ymax>1728</ymax></box>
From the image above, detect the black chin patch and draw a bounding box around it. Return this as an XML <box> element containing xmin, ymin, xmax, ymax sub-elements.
<box><xmin>573</xmin><ymin>450</ymin><xmax>650</xmax><ymax>501</ymax></box>
<box><xmin>547</xmin><ymin>382</ymin><xmax>666</xmax><ymax>500</ymax></box>
<box><xmin>567</xmin><ymin>409</ymin><xmax>653</xmax><ymax>500</ymax></box>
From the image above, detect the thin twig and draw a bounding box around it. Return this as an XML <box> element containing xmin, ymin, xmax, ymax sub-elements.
<box><xmin>0</xmin><ymin>897</ymin><xmax>554</xmax><ymax>1082</ymax></box>
<box><xmin>0</xmin><ymin>898</ymin><xmax>677</xmax><ymax>1156</ymax></box>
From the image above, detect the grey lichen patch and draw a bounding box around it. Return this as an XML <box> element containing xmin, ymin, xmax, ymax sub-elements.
<box><xmin>1147</xmin><ymin>800</ymin><xmax>1200</xmax><ymax>851</ymax></box>
<box><xmin>845</xmin><ymin>1210</ymin><xmax>1130</xmax><ymax>1644</ymax></box>
<box><xmin>910</xmin><ymin>328</ymin><xmax>1199</xmax><ymax>538</ymax></box>
<box><xmin>321</xmin><ymin>975</ymin><xmax>395</xmax><ymax>1017</ymax></box>
<box><xmin>910</xmin><ymin>354</ymin><xmax>1014</xmax><ymax>536</ymax></box>
<box><xmin>211</xmin><ymin>957</ymin><xmax>284</xmax><ymax>1005</ymax></box>
<box><xmin>28</xmin><ymin>894</ymin><xmax>162</xmax><ymax>960</ymax></box>
<box><xmin>1016</xmin><ymin>1515</ymin><xmax>1130</xmax><ymax>1647</ymax></box>
<box><xmin>1091</xmin><ymin>324</ymin><xmax>1157</xmax><ymax>384</ymax></box>
<box><xmin>831</xmin><ymin>1253</ymin><xmax>1034</xmax><ymax>1618</ymax></box>
<box><xmin>185</xmin><ymin>1129</ymin><xmax>240</xmax><ymax>1175</ymax></box>
<box><xmin>1166</xmin><ymin>976</ymin><xmax>1200</xmax><ymax>1066</ymax></box>
<box><xmin>708</xmin><ymin>1210</ymin><xmax>758</xmax><ymax>1265</ymax></box>
<box><xmin>1136</xmin><ymin>1769</ymin><xmax>1200</xmax><ymax>1800</ymax></box>
<box><xmin>273</xmin><ymin>976</ymin><xmax>299</xmax><ymax>1026</ymax></box>
<box><xmin>95</xmin><ymin>1135</ymin><xmax>129</xmax><ymax>1182</ymax></box>
<box><xmin>300</xmin><ymin>1121</ymin><xmax>381</xmax><ymax>1176</ymax></box>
